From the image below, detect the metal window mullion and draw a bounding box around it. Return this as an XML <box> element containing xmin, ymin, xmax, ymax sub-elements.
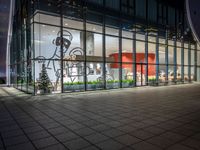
<box><xmin>156</xmin><ymin>34</ymin><xmax>159</xmax><ymax>82</ymax></box>
<box><xmin>145</xmin><ymin>32</ymin><xmax>148</xmax><ymax>85</ymax></box>
<box><xmin>60</xmin><ymin>0</ymin><xmax>64</xmax><ymax>93</ymax></box>
<box><xmin>195</xmin><ymin>44</ymin><xmax>197</xmax><ymax>81</ymax></box>
<box><xmin>188</xmin><ymin>43</ymin><xmax>191</xmax><ymax>81</ymax></box>
<box><xmin>165</xmin><ymin>29</ymin><xmax>169</xmax><ymax>81</ymax></box>
<box><xmin>83</xmin><ymin>7</ymin><xmax>87</xmax><ymax>91</ymax></box>
<box><xmin>103</xmin><ymin>14</ymin><xmax>106</xmax><ymax>89</ymax></box>
<box><xmin>133</xmin><ymin>31</ymin><xmax>136</xmax><ymax>87</ymax></box>
<box><xmin>119</xmin><ymin>24</ymin><xmax>122</xmax><ymax>88</ymax></box>
<box><xmin>174</xmin><ymin>39</ymin><xmax>177</xmax><ymax>81</ymax></box>
<box><xmin>181</xmin><ymin>40</ymin><xmax>184</xmax><ymax>81</ymax></box>
<box><xmin>32</xmin><ymin>1</ymin><xmax>36</xmax><ymax>95</ymax></box>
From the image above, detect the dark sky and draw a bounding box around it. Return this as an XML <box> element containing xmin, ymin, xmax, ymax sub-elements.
<box><xmin>0</xmin><ymin>0</ymin><xmax>10</xmax><ymax>78</ymax></box>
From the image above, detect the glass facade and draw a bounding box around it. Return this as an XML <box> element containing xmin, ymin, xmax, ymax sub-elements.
<box><xmin>9</xmin><ymin>0</ymin><xmax>199</xmax><ymax>94</ymax></box>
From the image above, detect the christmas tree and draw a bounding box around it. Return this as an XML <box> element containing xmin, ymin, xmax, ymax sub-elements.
<box><xmin>38</xmin><ymin>63</ymin><xmax>52</xmax><ymax>93</ymax></box>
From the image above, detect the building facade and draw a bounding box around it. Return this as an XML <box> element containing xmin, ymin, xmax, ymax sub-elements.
<box><xmin>8</xmin><ymin>0</ymin><xmax>200</xmax><ymax>94</ymax></box>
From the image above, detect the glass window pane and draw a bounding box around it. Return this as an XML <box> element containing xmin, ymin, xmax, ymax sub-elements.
<box><xmin>122</xmin><ymin>39</ymin><xmax>133</xmax><ymax>62</ymax></box>
<box><xmin>86</xmin><ymin>23</ymin><xmax>103</xmax><ymax>33</ymax></box>
<box><xmin>136</xmin><ymin>41</ymin><xmax>145</xmax><ymax>63</ymax></box>
<box><xmin>159</xmin><ymin>65</ymin><xmax>167</xmax><ymax>82</ymax></box>
<box><xmin>184</xmin><ymin>66</ymin><xmax>189</xmax><ymax>82</ymax></box>
<box><xmin>197</xmin><ymin>51</ymin><xmax>200</xmax><ymax>66</ymax></box>
<box><xmin>106</xmin><ymin>63</ymin><xmax>120</xmax><ymax>89</ymax></box>
<box><xmin>184</xmin><ymin>49</ymin><xmax>188</xmax><ymax>65</ymax></box>
<box><xmin>106</xmin><ymin>36</ymin><xmax>119</xmax><ymax>62</ymax></box>
<box><xmin>86</xmin><ymin>62</ymin><xmax>104</xmax><ymax>90</ymax></box>
<box><xmin>63</xmin><ymin>18</ymin><xmax>83</xmax><ymax>30</ymax></box>
<box><xmin>136</xmin><ymin>0</ymin><xmax>146</xmax><ymax>19</ymax></box>
<box><xmin>122</xmin><ymin>30</ymin><xmax>133</xmax><ymax>39</ymax></box>
<box><xmin>168</xmin><ymin>46</ymin><xmax>174</xmax><ymax>65</ymax></box>
<box><xmin>86</xmin><ymin>33</ymin><xmax>103</xmax><ymax>61</ymax></box>
<box><xmin>63</xmin><ymin>61</ymin><xmax>85</xmax><ymax>92</ymax></box>
<box><xmin>122</xmin><ymin>63</ymin><xmax>135</xmax><ymax>88</ymax></box>
<box><xmin>105</xmin><ymin>0</ymin><xmax>120</xmax><ymax>10</ymax></box>
<box><xmin>191</xmin><ymin>50</ymin><xmax>195</xmax><ymax>65</ymax></box>
<box><xmin>159</xmin><ymin>45</ymin><xmax>165</xmax><ymax>64</ymax></box>
<box><xmin>177</xmin><ymin>47</ymin><xmax>181</xmax><ymax>65</ymax></box>
<box><xmin>168</xmin><ymin>65</ymin><xmax>175</xmax><ymax>82</ymax></box>
<box><xmin>148</xmin><ymin>0</ymin><xmax>157</xmax><ymax>22</ymax></box>
<box><xmin>34</xmin><ymin>13</ymin><xmax>60</xmax><ymax>26</ymax></box>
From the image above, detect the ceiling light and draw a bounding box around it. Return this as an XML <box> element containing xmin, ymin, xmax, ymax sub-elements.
<box><xmin>65</xmin><ymin>23</ymin><xmax>68</xmax><ymax>26</ymax></box>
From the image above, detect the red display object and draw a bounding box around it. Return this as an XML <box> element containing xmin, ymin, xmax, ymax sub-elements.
<box><xmin>109</xmin><ymin>52</ymin><xmax>156</xmax><ymax>76</ymax></box>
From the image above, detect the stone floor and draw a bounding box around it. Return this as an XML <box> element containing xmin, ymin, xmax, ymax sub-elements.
<box><xmin>1</xmin><ymin>84</ymin><xmax>200</xmax><ymax>150</ymax></box>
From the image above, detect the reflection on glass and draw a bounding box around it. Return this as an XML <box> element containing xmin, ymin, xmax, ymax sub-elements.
<box><xmin>86</xmin><ymin>62</ymin><xmax>104</xmax><ymax>90</ymax></box>
<box><xmin>106</xmin><ymin>36</ymin><xmax>119</xmax><ymax>62</ymax></box>
<box><xmin>121</xmin><ymin>63</ymin><xmax>135</xmax><ymax>88</ymax></box>
<box><xmin>106</xmin><ymin>63</ymin><xmax>119</xmax><ymax>89</ymax></box>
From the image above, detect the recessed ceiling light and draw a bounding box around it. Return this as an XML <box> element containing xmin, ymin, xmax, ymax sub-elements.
<box><xmin>52</xmin><ymin>30</ymin><xmax>55</xmax><ymax>33</ymax></box>
<box><xmin>42</xmin><ymin>25</ymin><xmax>46</xmax><ymax>27</ymax></box>
<box><xmin>65</xmin><ymin>23</ymin><xmax>68</xmax><ymax>26</ymax></box>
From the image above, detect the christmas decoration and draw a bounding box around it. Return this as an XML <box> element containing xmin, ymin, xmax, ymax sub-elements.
<box><xmin>38</xmin><ymin>63</ymin><xmax>52</xmax><ymax>94</ymax></box>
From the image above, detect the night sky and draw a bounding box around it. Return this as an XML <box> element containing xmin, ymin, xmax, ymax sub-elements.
<box><xmin>0</xmin><ymin>0</ymin><xmax>10</xmax><ymax>78</ymax></box>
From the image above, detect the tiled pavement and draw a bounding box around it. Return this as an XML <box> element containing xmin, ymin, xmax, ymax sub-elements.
<box><xmin>1</xmin><ymin>84</ymin><xmax>200</xmax><ymax>150</ymax></box>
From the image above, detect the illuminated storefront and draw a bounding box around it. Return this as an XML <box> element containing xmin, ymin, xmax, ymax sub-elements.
<box><xmin>8</xmin><ymin>0</ymin><xmax>200</xmax><ymax>94</ymax></box>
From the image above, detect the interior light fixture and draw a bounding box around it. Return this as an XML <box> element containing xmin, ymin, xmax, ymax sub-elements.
<box><xmin>65</xmin><ymin>23</ymin><xmax>68</xmax><ymax>26</ymax></box>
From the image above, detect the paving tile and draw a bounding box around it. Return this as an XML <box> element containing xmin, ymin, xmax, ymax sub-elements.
<box><xmin>81</xmin><ymin>145</ymin><xmax>100</xmax><ymax>150</ymax></box>
<box><xmin>27</xmin><ymin>130</ymin><xmax>51</xmax><ymax>141</ymax></box>
<box><xmin>191</xmin><ymin>132</ymin><xmax>200</xmax><ymax>140</ymax></box>
<box><xmin>2</xmin><ymin>84</ymin><xmax>200</xmax><ymax>150</ymax></box>
<box><xmin>44</xmin><ymin>122</ymin><xmax>61</xmax><ymax>130</ymax></box>
<box><xmin>159</xmin><ymin>131</ymin><xmax>186</xmax><ymax>143</ymax></box>
<box><xmin>130</xmin><ymin>129</ymin><xmax>154</xmax><ymax>140</ymax></box>
<box><xmin>115</xmin><ymin>134</ymin><xmax>141</xmax><ymax>145</ymax></box>
<box><xmin>117</xmin><ymin>125</ymin><xmax>138</xmax><ymax>133</ymax></box>
<box><xmin>132</xmin><ymin>141</ymin><xmax>162</xmax><ymax>150</ymax></box>
<box><xmin>23</xmin><ymin>126</ymin><xmax>44</xmax><ymax>134</ymax></box>
<box><xmin>96</xmin><ymin>139</ymin><xmax>125</xmax><ymax>150</ymax></box>
<box><xmin>172</xmin><ymin>127</ymin><xmax>197</xmax><ymax>136</ymax></box>
<box><xmin>40</xmin><ymin>144</ymin><xmax>66</xmax><ymax>150</ymax></box>
<box><xmin>67</xmin><ymin>123</ymin><xmax>85</xmax><ymax>131</ymax></box>
<box><xmin>146</xmin><ymin>136</ymin><xmax>177</xmax><ymax>149</ymax></box>
<box><xmin>1</xmin><ymin>130</ymin><xmax>24</xmax><ymax>139</ymax></box>
<box><xmin>3</xmin><ymin>135</ymin><xmax>29</xmax><ymax>147</ymax></box>
<box><xmin>33</xmin><ymin>137</ymin><xmax>58</xmax><ymax>149</ymax></box>
<box><xmin>143</xmin><ymin>126</ymin><xmax>166</xmax><ymax>135</ymax></box>
<box><xmin>85</xmin><ymin>133</ymin><xmax>109</xmax><ymax>144</ymax></box>
<box><xmin>120</xmin><ymin>147</ymin><xmax>133</xmax><ymax>150</ymax></box>
<box><xmin>166</xmin><ymin>144</ymin><xmax>194</xmax><ymax>150</ymax></box>
<box><xmin>6</xmin><ymin>142</ymin><xmax>35</xmax><ymax>150</ymax></box>
<box><xmin>64</xmin><ymin>138</ymin><xmax>91</xmax><ymax>150</ymax></box>
<box><xmin>55</xmin><ymin>131</ymin><xmax>80</xmax><ymax>142</ymax></box>
<box><xmin>181</xmin><ymin>138</ymin><xmax>200</xmax><ymax>149</ymax></box>
<box><xmin>0</xmin><ymin>140</ymin><xmax>3</xmax><ymax>148</ymax></box>
<box><xmin>101</xmin><ymin>129</ymin><xmax>125</xmax><ymax>138</ymax></box>
<box><xmin>74</xmin><ymin>127</ymin><xmax>96</xmax><ymax>136</ymax></box>
<box><xmin>91</xmin><ymin>124</ymin><xmax>111</xmax><ymax>132</ymax></box>
<box><xmin>48</xmin><ymin>126</ymin><xmax>69</xmax><ymax>135</ymax></box>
